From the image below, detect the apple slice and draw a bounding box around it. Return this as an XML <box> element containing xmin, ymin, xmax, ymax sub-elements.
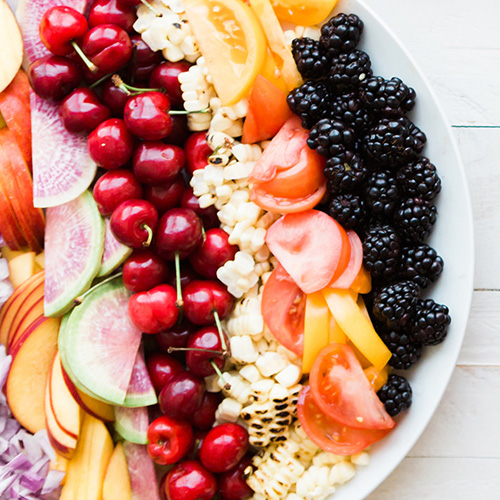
<box><xmin>123</xmin><ymin>442</ymin><xmax>161</xmax><ymax>500</ymax></box>
<box><xmin>44</xmin><ymin>191</ymin><xmax>105</xmax><ymax>317</ymax></box>
<box><xmin>123</xmin><ymin>350</ymin><xmax>157</xmax><ymax>408</ymax></box>
<box><xmin>7</xmin><ymin>251</ymin><xmax>36</xmax><ymax>288</ymax></box>
<box><xmin>114</xmin><ymin>406</ymin><xmax>149</xmax><ymax>445</ymax></box>
<box><xmin>103</xmin><ymin>443</ymin><xmax>133</xmax><ymax>500</ymax></box>
<box><xmin>0</xmin><ymin>168</ymin><xmax>27</xmax><ymax>250</ymax></box>
<box><xmin>0</xmin><ymin>1</ymin><xmax>23</xmax><ymax>93</ymax></box>
<box><xmin>5</xmin><ymin>316</ymin><xmax>60</xmax><ymax>433</ymax></box>
<box><xmin>98</xmin><ymin>218</ymin><xmax>132</xmax><ymax>277</ymax></box>
<box><xmin>59</xmin><ymin>279</ymin><xmax>142</xmax><ymax>405</ymax></box>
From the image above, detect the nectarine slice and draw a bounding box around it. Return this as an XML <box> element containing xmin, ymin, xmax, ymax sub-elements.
<box><xmin>5</xmin><ymin>316</ymin><xmax>59</xmax><ymax>433</ymax></box>
<box><xmin>7</xmin><ymin>251</ymin><xmax>36</xmax><ymax>288</ymax></box>
<box><xmin>7</xmin><ymin>294</ymin><xmax>44</xmax><ymax>350</ymax></box>
<box><xmin>103</xmin><ymin>443</ymin><xmax>133</xmax><ymax>500</ymax></box>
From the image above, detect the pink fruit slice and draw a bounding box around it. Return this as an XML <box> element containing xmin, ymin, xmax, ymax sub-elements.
<box><xmin>123</xmin><ymin>350</ymin><xmax>157</xmax><ymax>407</ymax></box>
<box><xmin>98</xmin><ymin>218</ymin><xmax>132</xmax><ymax>278</ymax></box>
<box><xmin>114</xmin><ymin>406</ymin><xmax>149</xmax><ymax>445</ymax></box>
<box><xmin>123</xmin><ymin>442</ymin><xmax>161</xmax><ymax>500</ymax></box>
<box><xmin>329</xmin><ymin>231</ymin><xmax>364</xmax><ymax>289</ymax></box>
<box><xmin>59</xmin><ymin>278</ymin><xmax>142</xmax><ymax>405</ymax></box>
<box><xmin>44</xmin><ymin>191</ymin><xmax>105</xmax><ymax>317</ymax></box>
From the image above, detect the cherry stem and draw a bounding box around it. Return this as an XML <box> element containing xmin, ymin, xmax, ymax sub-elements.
<box><xmin>74</xmin><ymin>272</ymin><xmax>123</xmax><ymax>305</ymax></box>
<box><xmin>210</xmin><ymin>360</ymin><xmax>231</xmax><ymax>390</ymax></box>
<box><xmin>89</xmin><ymin>73</ymin><xmax>113</xmax><ymax>89</ymax></box>
<box><xmin>174</xmin><ymin>251</ymin><xmax>183</xmax><ymax>308</ymax></box>
<box><xmin>169</xmin><ymin>108</ymin><xmax>210</xmax><ymax>115</ymax></box>
<box><xmin>71</xmin><ymin>41</ymin><xmax>97</xmax><ymax>73</ymax></box>
<box><xmin>111</xmin><ymin>74</ymin><xmax>162</xmax><ymax>96</ymax></box>
<box><xmin>140</xmin><ymin>0</ymin><xmax>162</xmax><ymax>16</ymax></box>
<box><xmin>212</xmin><ymin>310</ymin><xmax>228</xmax><ymax>355</ymax></box>
<box><xmin>167</xmin><ymin>347</ymin><xmax>224</xmax><ymax>356</ymax></box>
<box><xmin>141</xmin><ymin>224</ymin><xmax>153</xmax><ymax>247</ymax></box>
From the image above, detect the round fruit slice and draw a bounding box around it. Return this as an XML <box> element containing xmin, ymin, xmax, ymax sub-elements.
<box><xmin>123</xmin><ymin>351</ymin><xmax>157</xmax><ymax>408</ymax></box>
<box><xmin>184</xmin><ymin>0</ymin><xmax>267</xmax><ymax>105</ymax></box>
<box><xmin>123</xmin><ymin>442</ymin><xmax>161</xmax><ymax>500</ymax></box>
<box><xmin>59</xmin><ymin>279</ymin><xmax>142</xmax><ymax>405</ymax></box>
<box><xmin>98</xmin><ymin>218</ymin><xmax>133</xmax><ymax>278</ymax></box>
<box><xmin>44</xmin><ymin>191</ymin><xmax>105</xmax><ymax>317</ymax></box>
<box><xmin>114</xmin><ymin>406</ymin><xmax>149</xmax><ymax>445</ymax></box>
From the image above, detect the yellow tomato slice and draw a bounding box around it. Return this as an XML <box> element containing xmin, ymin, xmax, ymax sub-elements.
<box><xmin>329</xmin><ymin>313</ymin><xmax>346</xmax><ymax>344</ymax></box>
<box><xmin>260</xmin><ymin>50</ymin><xmax>288</xmax><ymax>93</ymax></box>
<box><xmin>184</xmin><ymin>0</ymin><xmax>267</xmax><ymax>105</ymax></box>
<box><xmin>271</xmin><ymin>0</ymin><xmax>339</xmax><ymax>26</ymax></box>
<box><xmin>249</xmin><ymin>0</ymin><xmax>303</xmax><ymax>91</ymax></box>
<box><xmin>364</xmin><ymin>365</ymin><xmax>389</xmax><ymax>392</ymax></box>
<box><xmin>302</xmin><ymin>292</ymin><xmax>330</xmax><ymax>373</ymax></box>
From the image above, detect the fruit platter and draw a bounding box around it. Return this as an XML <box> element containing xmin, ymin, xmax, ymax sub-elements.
<box><xmin>0</xmin><ymin>0</ymin><xmax>474</xmax><ymax>498</ymax></box>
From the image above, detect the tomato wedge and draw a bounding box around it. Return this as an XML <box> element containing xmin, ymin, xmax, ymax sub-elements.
<box><xmin>261</xmin><ymin>264</ymin><xmax>305</xmax><ymax>355</ymax></box>
<box><xmin>329</xmin><ymin>230</ymin><xmax>363</xmax><ymax>289</ymax></box>
<box><xmin>297</xmin><ymin>385</ymin><xmax>392</xmax><ymax>456</ymax></box>
<box><xmin>265</xmin><ymin>210</ymin><xmax>349</xmax><ymax>294</ymax></box>
<box><xmin>309</xmin><ymin>343</ymin><xmax>394</xmax><ymax>430</ymax></box>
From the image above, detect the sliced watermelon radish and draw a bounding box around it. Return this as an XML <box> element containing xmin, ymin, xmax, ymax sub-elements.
<box><xmin>114</xmin><ymin>406</ymin><xmax>149</xmax><ymax>445</ymax></box>
<box><xmin>98</xmin><ymin>218</ymin><xmax>132</xmax><ymax>278</ymax></box>
<box><xmin>123</xmin><ymin>442</ymin><xmax>161</xmax><ymax>500</ymax></box>
<box><xmin>59</xmin><ymin>278</ymin><xmax>142</xmax><ymax>405</ymax></box>
<box><xmin>44</xmin><ymin>191</ymin><xmax>105</xmax><ymax>317</ymax></box>
<box><xmin>31</xmin><ymin>94</ymin><xmax>97</xmax><ymax>208</ymax></box>
<box><xmin>123</xmin><ymin>350</ymin><xmax>157</xmax><ymax>408</ymax></box>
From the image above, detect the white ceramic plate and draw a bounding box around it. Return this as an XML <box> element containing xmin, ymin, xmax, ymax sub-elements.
<box><xmin>326</xmin><ymin>1</ymin><xmax>474</xmax><ymax>498</ymax></box>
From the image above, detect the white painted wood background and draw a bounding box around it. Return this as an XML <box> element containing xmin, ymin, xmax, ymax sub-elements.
<box><xmin>365</xmin><ymin>1</ymin><xmax>500</xmax><ymax>498</ymax></box>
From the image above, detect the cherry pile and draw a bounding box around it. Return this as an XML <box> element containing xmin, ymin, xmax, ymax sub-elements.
<box><xmin>28</xmin><ymin>2</ymin><xmax>253</xmax><ymax>499</ymax></box>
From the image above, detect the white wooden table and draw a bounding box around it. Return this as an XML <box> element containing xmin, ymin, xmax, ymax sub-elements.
<box><xmin>365</xmin><ymin>0</ymin><xmax>500</xmax><ymax>498</ymax></box>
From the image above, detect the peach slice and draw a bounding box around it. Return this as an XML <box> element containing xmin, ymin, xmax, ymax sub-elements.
<box><xmin>7</xmin><ymin>295</ymin><xmax>44</xmax><ymax>351</ymax></box>
<box><xmin>7</xmin><ymin>251</ymin><xmax>36</xmax><ymax>289</ymax></box>
<box><xmin>103</xmin><ymin>442</ymin><xmax>133</xmax><ymax>500</ymax></box>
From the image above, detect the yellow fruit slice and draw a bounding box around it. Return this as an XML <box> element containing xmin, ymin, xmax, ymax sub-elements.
<box><xmin>249</xmin><ymin>0</ymin><xmax>303</xmax><ymax>91</ymax></box>
<box><xmin>351</xmin><ymin>266</ymin><xmax>372</xmax><ymax>294</ymax></box>
<box><xmin>184</xmin><ymin>0</ymin><xmax>267</xmax><ymax>105</ymax></box>
<box><xmin>302</xmin><ymin>292</ymin><xmax>330</xmax><ymax>373</ymax></box>
<box><xmin>322</xmin><ymin>288</ymin><xmax>391</xmax><ymax>370</ymax></box>
<box><xmin>271</xmin><ymin>0</ymin><xmax>338</xmax><ymax>26</ymax></box>
<box><xmin>364</xmin><ymin>365</ymin><xmax>389</xmax><ymax>392</ymax></box>
<box><xmin>328</xmin><ymin>313</ymin><xmax>346</xmax><ymax>344</ymax></box>
<box><xmin>260</xmin><ymin>50</ymin><xmax>288</xmax><ymax>93</ymax></box>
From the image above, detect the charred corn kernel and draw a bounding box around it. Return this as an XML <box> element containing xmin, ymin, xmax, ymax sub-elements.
<box><xmin>330</xmin><ymin>461</ymin><xmax>356</xmax><ymax>485</ymax></box>
<box><xmin>230</xmin><ymin>335</ymin><xmax>259</xmax><ymax>364</ymax></box>
<box><xmin>239</xmin><ymin>364</ymin><xmax>261</xmax><ymax>383</ymax></box>
<box><xmin>204</xmin><ymin>374</ymin><xmax>222</xmax><ymax>393</ymax></box>
<box><xmin>275</xmin><ymin>364</ymin><xmax>301</xmax><ymax>387</ymax></box>
<box><xmin>215</xmin><ymin>397</ymin><xmax>243</xmax><ymax>424</ymax></box>
<box><xmin>250</xmin><ymin>378</ymin><xmax>274</xmax><ymax>401</ymax></box>
<box><xmin>219</xmin><ymin>371</ymin><xmax>252</xmax><ymax>403</ymax></box>
<box><xmin>302</xmin><ymin>292</ymin><xmax>330</xmax><ymax>373</ymax></box>
<box><xmin>296</xmin><ymin>465</ymin><xmax>336</xmax><ymax>500</ymax></box>
<box><xmin>351</xmin><ymin>451</ymin><xmax>370</xmax><ymax>466</ymax></box>
<box><xmin>312</xmin><ymin>452</ymin><xmax>345</xmax><ymax>467</ymax></box>
<box><xmin>256</xmin><ymin>352</ymin><xmax>288</xmax><ymax>377</ymax></box>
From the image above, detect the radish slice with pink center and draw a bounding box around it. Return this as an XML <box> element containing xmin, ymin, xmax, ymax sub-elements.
<box><xmin>59</xmin><ymin>279</ymin><xmax>142</xmax><ymax>405</ymax></box>
<box><xmin>98</xmin><ymin>218</ymin><xmax>132</xmax><ymax>278</ymax></box>
<box><xmin>123</xmin><ymin>442</ymin><xmax>161</xmax><ymax>500</ymax></box>
<box><xmin>329</xmin><ymin>231</ymin><xmax>364</xmax><ymax>289</ymax></box>
<box><xmin>44</xmin><ymin>191</ymin><xmax>104</xmax><ymax>317</ymax></box>
<box><xmin>123</xmin><ymin>350</ymin><xmax>157</xmax><ymax>407</ymax></box>
<box><xmin>114</xmin><ymin>406</ymin><xmax>149</xmax><ymax>445</ymax></box>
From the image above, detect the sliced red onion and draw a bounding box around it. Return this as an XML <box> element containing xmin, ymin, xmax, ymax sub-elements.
<box><xmin>0</xmin><ymin>258</ymin><xmax>9</xmax><ymax>281</ymax></box>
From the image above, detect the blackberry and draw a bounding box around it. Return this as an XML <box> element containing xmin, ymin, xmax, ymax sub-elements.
<box><xmin>364</xmin><ymin>170</ymin><xmax>400</xmax><ymax>219</ymax></box>
<box><xmin>360</xmin><ymin>76</ymin><xmax>416</xmax><ymax>116</ymax></box>
<box><xmin>328</xmin><ymin>91</ymin><xmax>373</xmax><ymax>133</ymax></box>
<box><xmin>287</xmin><ymin>80</ymin><xmax>331</xmax><ymax>129</ymax></box>
<box><xmin>379</xmin><ymin>329</ymin><xmax>422</xmax><ymax>370</ymax></box>
<box><xmin>399</xmin><ymin>244</ymin><xmax>444</xmax><ymax>288</ymax></box>
<box><xmin>362</xmin><ymin>225</ymin><xmax>401</xmax><ymax>281</ymax></box>
<box><xmin>412</xmin><ymin>299</ymin><xmax>451</xmax><ymax>345</ymax></box>
<box><xmin>363</xmin><ymin>117</ymin><xmax>427</xmax><ymax>169</ymax></box>
<box><xmin>377</xmin><ymin>374</ymin><xmax>412</xmax><ymax>417</ymax></box>
<box><xmin>329</xmin><ymin>50</ymin><xmax>373</xmax><ymax>90</ymax></box>
<box><xmin>324</xmin><ymin>151</ymin><xmax>367</xmax><ymax>194</ymax></box>
<box><xmin>394</xmin><ymin>197</ymin><xmax>437</xmax><ymax>242</ymax></box>
<box><xmin>292</xmin><ymin>37</ymin><xmax>329</xmax><ymax>79</ymax></box>
<box><xmin>397</xmin><ymin>157</ymin><xmax>442</xmax><ymax>201</ymax></box>
<box><xmin>319</xmin><ymin>13</ymin><xmax>364</xmax><ymax>58</ymax></box>
<box><xmin>328</xmin><ymin>193</ymin><xmax>368</xmax><ymax>230</ymax></box>
<box><xmin>307</xmin><ymin>119</ymin><xmax>356</xmax><ymax>158</ymax></box>
<box><xmin>373</xmin><ymin>280</ymin><xmax>420</xmax><ymax>330</ymax></box>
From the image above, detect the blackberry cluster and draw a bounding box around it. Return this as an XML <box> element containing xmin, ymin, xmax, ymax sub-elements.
<box><xmin>397</xmin><ymin>157</ymin><xmax>442</xmax><ymax>201</ymax></box>
<box><xmin>328</xmin><ymin>92</ymin><xmax>373</xmax><ymax>133</ymax></box>
<box><xmin>329</xmin><ymin>50</ymin><xmax>373</xmax><ymax>90</ymax></box>
<box><xmin>320</xmin><ymin>13</ymin><xmax>364</xmax><ymax>58</ymax></box>
<box><xmin>286</xmin><ymin>80</ymin><xmax>330</xmax><ymax>129</ymax></box>
<box><xmin>362</xmin><ymin>225</ymin><xmax>401</xmax><ymax>281</ymax></box>
<box><xmin>373</xmin><ymin>281</ymin><xmax>420</xmax><ymax>330</ymax></box>
<box><xmin>412</xmin><ymin>299</ymin><xmax>451</xmax><ymax>345</ymax></box>
<box><xmin>360</xmin><ymin>76</ymin><xmax>417</xmax><ymax>116</ymax></box>
<box><xmin>399</xmin><ymin>244</ymin><xmax>444</xmax><ymax>288</ymax></box>
<box><xmin>377</xmin><ymin>375</ymin><xmax>412</xmax><ymax>417</ymax></box>
<box><xmin>364</xmin><ymin>170</ymin><xmax>400</xmax><ymax>218</ymax></box>
<box><xmin>378</xmin><ymin>329</ymin><xmax>422</xmax><ymax>370</ymax></box>
<box><xmin>323</xmin><ymin>152</ymin><xmax>367</xmax><ymax>194</ymax></box>
<box><xmin>292</xmin><ymin>37</ymin><xmax>329</xmax><ymax>80</ymax></box>
<box><xmin>394</xmin><ymin>197</ymin><xmax>437</xmax><ymax>242</ymax></box>
<box><xmin>328</xmin><ymin>194</ymin><xmax>367</xmax><ymax>230</ymax></box>
<box><xmin>307</xmin><ymin>119</ymin><xmax>356</xmax><ymax>158</ymax></box>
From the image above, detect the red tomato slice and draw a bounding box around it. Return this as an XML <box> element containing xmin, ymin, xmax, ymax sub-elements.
<box><xmin>309</xmin><ymin>343</ymin><xmax>394</xmax><ymax>430</ymax></box>
<box><xmin>329</xmin><ymin>230</ymin><xmax>363</xmax><ymax>289</ymax></box>
<box><xmin>265</xmin><ymin>210</ymin><xmax>349</xmax><ymax>294</ymax></box>
<box><xmin>241</xmin><ymin>75</ymin><xmax>292</xmax><ymax>144</ymax></box>
<box><xmin>297</xmin><ymin>385</ymin><xmax>392</xmax><ymax>456</ymax></box>
<box><xmin>261</xmin><ymin>264</ymin><xmax>305</xmax><ymax>355</ymax></box>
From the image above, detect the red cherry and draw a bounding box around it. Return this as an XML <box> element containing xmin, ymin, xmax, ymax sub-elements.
<box><xmin>146</xmin><ymin>352</ymin><xmax>183</xmax><ymax>392</ymax></box>
<box><xmin>189</xmin><ymin>228</ymin><xmax>238</xmax><ymax>279</ymax></box>
<box><xmin>88</xmin><ymin>118</ymin><xmax>135</xmax><ymax>169</ymax></box>
<box><xmin>185</xmin><ymin>326</ymin><xmax>226</xmax><ymax>378</ymax></box>
<box><xmin>218</xmin><ymin>456</ymin><xmax>253</xmax><ymax>500</ymax></box>
<box><xmin>181</xmin><ymin>187</ymin><xmax>219</xmax><ymax>230</ymax></box>
<box><xmin>184</xmin><ymin>132</ymin><xmax>212</xmax><ymax>175</ymax></box>
<box><xmin>149</xmin><ymin>61</ymin><xmax>191</xmax><ymax>109</ymax></box>
<box><xmin>147</xmin><ymin>416</ymin><xmax>193</xmax><ymax>466</ymax></box>
<box><xmin>100</xmin><ymin>79</ymin><xmax>130</xmax><ymax>116</ymax></box>
<box><xmin>28</xmin><ymin>55</ymin><xmax>81</xmax><ymax>101</ymax></box>
<box><xmin>132</xmin><ymin>142</ymin><xmax>185</xmax><ymax>185</ymax></box>
<box><xmin>190</xmin><ymin>391</ymin><xmax>220</xmax><ymax>430</ymax></box>
<box><xmin>165</xmin><ymin>114</ymin><xmax>190</xmax><ymax>147</ymax></box>
<box><xmin>165</xmin><ymin>264</ymin><xmax>201</xmax><ymax>292</ymax></box>
<box><xmin>183</xmin><ymin>280</ymin><xmax>233</xmax><ymax>325</ymax></box>
<box><xmin>110</xmin><ymin>199</ymin><xmax>158</xmax><ymax>248</ymax></box>
<box><xmin>164</xmin><ymin>461</ymin><xmax>217</xmax><ymax>500</ymax></box>
<box><xmin>156</xmin><ymin>319</ymin><xmax>194</xmax><ymax>351</ymax></box>
<box><xmin>200</xmin><ymin>424</ymin><xmax>249</xmax><ymax>474</ymax></box>
<box><xmin>82</xmin><ymin>24</ymin><xmax>132</xmax><ymax>74</ymax></box>
<box><xmin>59</xmin><ymin>88</ymin><xmax>110</xmax><ymax>134</ymax></box>
<box><xmin>124</xmin><ymin>91</ymin><xmax>173</xmax><ymax>140</ymax></box>
<box><xmin>93</xmin><ymin>169</ymin><xmax>143</xmax><ymax>216</ymax></box>
<box><xmin>154</xmin><ymin>208</ymin><xmax>203</xmax><ymax>260</ymax></box>
<box><xmin>145</xmin><ymin>176</ymin><xmax>185</xmax><ymax>215</ymax></box>
<box><xmin>123</xmin><ymin>249</ymin><xmax>169</xmax><ymax>292</ymax></box>
<box><xmin>189</xmin><ymin>428</ymin><xmax>207</xmax><ymax>460</ymax></box>
<box><xmin>128</xmin><ymin>284</ymin><xmax>179</xmax><ymax>334</ymax></box>
<box><xmin>88</xmin><ymin>0</ymin><xmax>137</xmax><ymax>33</ymax></box>
<box><xmin>39</xmin><ymin>6</ymin><xmax>88</xmax><ymax>56</ymax></box>
<box><xmin>128</xmin><ymin>34</ymin><xmax>163</xmax><ymax>82</ymax></box>
<box><xmin>159</xmin><ymin>371</ymin><xmax>205</xmax><ymax>420</ymax></box>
